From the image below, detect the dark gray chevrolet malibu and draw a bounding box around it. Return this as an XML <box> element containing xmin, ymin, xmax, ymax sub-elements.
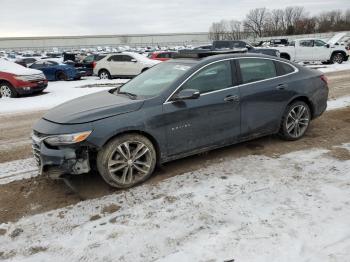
<box><xmin>32</xmin><ymin>53</ymin><xmax>328</xmax><ymax>188</ymax></box>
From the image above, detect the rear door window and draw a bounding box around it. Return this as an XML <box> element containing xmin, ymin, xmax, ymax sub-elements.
<box><xmin>299</xmin><ymin>40</ymin><xmax>314</xmax><ymax>47</ymax></box>
<box><xmin>108</xmin><ymin>55</ymin><xmax>123</xmax><ymax>62</ymax></box>
<box><xmin>238</xmin><ymin>58</ymin><xmax>277</xmax><ymax>84</ymax></box>
<box><xmin>121</xmin><ymin>55</ymin><xmax>133</xmax><ymax>62</ymax></box>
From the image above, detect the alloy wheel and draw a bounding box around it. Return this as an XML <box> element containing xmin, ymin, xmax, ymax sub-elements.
<box><xmin>0</xmin><ymin>85</ymin><xmax>12</xmax><ymax>98</ymax></box>
<box><xmin>333</xmin><ymin>54</ymin><xmax>343</xmax><ymax>64</ymax></box>
<box><xmin>100</xmin><ymin>72</ymin><xmax>109</xmax><ymax>79</ymax></box>
<box><xmin>107</xmin><ymin>141</ymin><xmax>152</xmax><ymax>185</ymax></box>
<box><xmin>286</xmin><ymin>105</ymin><xmax>310</xmax><ymax>138</ymax></box>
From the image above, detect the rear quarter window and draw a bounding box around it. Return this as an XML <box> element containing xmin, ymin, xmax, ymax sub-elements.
<box><xmin>238</xmin><ymin>58</ymin><xmax>277</xmax><ymax>84</ymax></box>
<box><xmin>275</xmin><ymin>61</ymin><xmax>295</xmax><ymax>76</ymax></box>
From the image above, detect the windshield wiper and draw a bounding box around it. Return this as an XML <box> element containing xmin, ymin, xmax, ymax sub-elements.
<box><xmin>117</xmin><ymin>89</ymin><xmax>137</xmax><ymax>100</ymax></box>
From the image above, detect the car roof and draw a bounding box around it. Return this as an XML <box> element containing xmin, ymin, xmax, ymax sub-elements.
<box><xmin>294</xmin><ymin>38</ymin><xmax>323</xmax><ymax>41</ymax></box>
<box><xmin>172</xmin><ymin>52</ymin><xmax>288</xmax><ymax>64</ymax></box>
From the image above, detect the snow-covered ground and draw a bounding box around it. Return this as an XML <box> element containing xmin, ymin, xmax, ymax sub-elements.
<box><xmin>327</xmin><ymin>95</ymin><xmax>350</xmax><ymax>110</ymax></box>
<box><xmin>0</xmin><ymin>77</ymin><xmax>128</xmax><ymax>114</ymax></box>
<box><xmin>305</xmin><ymin>60</ymin><xmax>350</xmax><ymax>73</ymax></box>
<box><xmin>0</xmin><ymin>158</ymin><xmax>37</xmax><ymax>185</ymax></box>
<box><xmin>0</xmin><ymin>145</ymin><xmax>349</xmax><ymax>262</ymax></box>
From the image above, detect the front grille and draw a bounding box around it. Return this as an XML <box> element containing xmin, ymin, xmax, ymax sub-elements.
<box><xmin>32</xmin><ymin>140</ymin><xmax>41</xmax><ymax>166</ymax></box>
<box><xmin>32</xmin><ymin>131</ymin><xmax>44</xmax><ymax>167</ymax></box>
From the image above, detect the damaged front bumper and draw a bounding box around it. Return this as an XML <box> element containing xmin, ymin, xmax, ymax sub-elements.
<box><xmin>32</xmin><ymin>133</ymin><xmax>90</xmax><ymax>179</ymax></box>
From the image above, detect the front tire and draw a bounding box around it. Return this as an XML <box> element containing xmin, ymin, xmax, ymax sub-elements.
<box><xmin>279</xmin><ymin>101</ymin><xmax>311</xmax><ymax>141</ymax></box>
<box><xmin>330</xmin><ymin>52</ymin><xmax>344</xmax><ymax>64</ymax></box>
<box><xmin>97</xmin><ymin>134</ymin><xmax>157</xmax><ymax>188</ymax></box>
<box><xmin>0</xmin><ymin>82</ymin><xmax>18</xmax><ymax>98</ymax></box>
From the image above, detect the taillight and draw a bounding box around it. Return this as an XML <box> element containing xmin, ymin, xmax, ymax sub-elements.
<box><xmin>320</xmin><ymin>75</ymin><xmax>328</xmax><ymax>85</ymax></box>
<box><xmin>92</xmin><ymin>61</ymin><xmax>96</xmax><ymax>68</ymax></box>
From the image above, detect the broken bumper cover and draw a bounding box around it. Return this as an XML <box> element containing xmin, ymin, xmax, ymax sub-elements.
<box><xmin>32</xmin><ymin>135</ymin><xmax>90</xmax><ymax>179</ymax></box>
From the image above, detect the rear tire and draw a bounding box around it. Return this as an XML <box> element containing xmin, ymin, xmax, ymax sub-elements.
<box><xmin>97</xmin><ymin>134</ymin><xmax>157</xmax><ymax>188</ymax></box>
<box><xmin>0</xmin><ymin>82</ymin><xmax>18</xmax><ymax>98</ymax></box>
<box><xmin>330</xmin><ymin>52</ymin><xmax>344</xmax><ymax>64</ymax></box>
<box><xmin>56</xmin><ymin>71</ymin><xmax>68</xmax><ymax>81</ymax></box>
<box><xmin>99</xmin><ymin>70</ymin><xmax>111</xmax><ymax>79</ymax></box>
<box><xmin>279</xmin><ymin>101</ymin><xmax>311</xmax><ymax>141</ymax></box>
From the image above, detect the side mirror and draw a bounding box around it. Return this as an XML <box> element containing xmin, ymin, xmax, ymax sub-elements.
<box><xmin>172</xmin><ymin>89</ymin><xmax>200</xmax><ymax>101</ymax></box>
<box><xmin>131</xmin><ymin>59</ymin><xmax>137</xmax><ymax>63</ymax></box>
<box><xmin>325</xmin><ymin>44</ymin><xmax>330</xmax><ymax>48</ymax></box>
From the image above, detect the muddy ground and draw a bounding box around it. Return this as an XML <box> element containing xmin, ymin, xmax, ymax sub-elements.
<box><xmin>0</xmin><ymin>69</ymin><xmax>349</xmax><ymax>223</ymax></box>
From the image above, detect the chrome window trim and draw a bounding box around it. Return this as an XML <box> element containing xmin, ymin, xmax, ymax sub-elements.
<box><xmin>163</xmin><ymin>57</ymin><xmax>299</xmax><ymax>105</ymax></box>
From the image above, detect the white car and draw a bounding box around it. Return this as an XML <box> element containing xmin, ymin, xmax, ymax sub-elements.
<box><xmin>273</xmin><ymin>33</ymin><xmax>349</xmax><ymax>64</ymax></box>
<box><xmin>94</xmin><ymin>52</ymin><xmax>160</xmax><ymax>79</ymax></box>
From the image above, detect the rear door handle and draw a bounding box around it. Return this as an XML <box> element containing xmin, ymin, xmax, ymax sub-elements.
<box><xmin>276</xmin><ymin>84</ymin><xmax>288</xmax><ymax>90</ymax></box>
<box><xmin>224</xmin><ymin>95</ymin><xmax>239</xmax><ymax>102</ymax></box>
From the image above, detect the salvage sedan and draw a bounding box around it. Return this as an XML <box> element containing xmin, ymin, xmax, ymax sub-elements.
<box><xmin>32</xmin><ymin>54</ymin><xmax>328</xmax><ymax>188</ymax></box>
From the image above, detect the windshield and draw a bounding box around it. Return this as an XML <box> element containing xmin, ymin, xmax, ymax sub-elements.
<box><xmin>117</xmin><ymin>62</ymin><xmax>192</xmax><ymax>98</ymax></box>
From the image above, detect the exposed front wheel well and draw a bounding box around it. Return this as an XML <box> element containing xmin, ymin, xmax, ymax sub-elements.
<box><xmin>141</xmin><ymin>67</ymin><xmax>149</xmax><ymax>73</ymax></box>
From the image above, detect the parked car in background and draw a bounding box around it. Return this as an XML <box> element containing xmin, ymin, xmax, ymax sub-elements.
<box><xmin>32</xmin><ymin>53</ymin><xmax>328</xmax><ymax>188</ymax></box>
<box><xmin>81</xmin><ymin>54</ymin><xmax>107</xmax><ymax>76</ymax></box>
<box><xmin>15</xmin><ymin>57</ymin><xmax>39</xmax><ymax>67</ymax></box>
<box><xmin>29</xmin><ymin>60</ymin><xmax>84</xmax><ymax>81</ymax></box>
<box><xmin>212</xmin><ymin>40</ymin><xmax>280</xmax><ymax>57</ymax></box>
<box><xmin>274</xmin><ymin>34</ymin><xmax>349</xmax><ymax>63</ymax></box>
<box><xmin>193</xmin><ymin>45</ymin><xmax>213</xmax><ymax>50</ymax></box>
<box><xmin>148</xmin><ymin>51</ymin><xmax>177</xmax><ymax>61</ymax></box>
<box><xmin>0</xmin><ymin>59</ymin><xmax>47</xmax><ymax>98</ymax></box>
<box><xmin>94</xmin><ymin>52</ymin><xmax>160</xmax><ymax>79</ymax></box>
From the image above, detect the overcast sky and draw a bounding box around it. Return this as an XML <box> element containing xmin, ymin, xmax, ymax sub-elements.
<box><xmin>1</xmin><ymin>0</ymin><xmax>349</xmax><ymax>37</ymax></box>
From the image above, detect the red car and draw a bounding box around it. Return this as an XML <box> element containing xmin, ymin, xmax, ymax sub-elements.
<box><xmin>0</xmin><ymin>59</ymin><xmax>48</xmax><ymax>98</ymax></box>
<box><xmin>148</xmin><ymin>51</ymin><xmax>177</xmax><ymax>61</ymax></box>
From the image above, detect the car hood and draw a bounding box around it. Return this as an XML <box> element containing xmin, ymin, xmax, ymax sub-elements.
<box><xmin>0</xmin><ymin>59</ymin><xmax>42</xmax><ymax>75</ymax></box>
<box><xmin>43</xmin><ymin>90</ymin><xmax>144</xmax><ymax>124</ymax></box>
<box><xmin>327</xmin><ymin>32</ymin><xmax>347</xmax><ymax>46</ymax></box>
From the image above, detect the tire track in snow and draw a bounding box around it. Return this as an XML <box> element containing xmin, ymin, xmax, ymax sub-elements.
<box><xmin>0</xmin><ymin>158</ymin><xmax>38</xmax><ymax>185</ymax></box>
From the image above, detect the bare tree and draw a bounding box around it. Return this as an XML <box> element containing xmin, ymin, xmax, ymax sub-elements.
<box><xmin>243</xmin><ymin>8</ymin><xmax>269</xmax><ymax>37</ymax></box>
<box><xmin>270</xmin><ymin>9</ymin><xmax>285</xmax><ymax>34</ymax></box>
<box><xmin>209</xmin><ymin>20</ymin><xmax>228</xmax><ymax>40</ymax></box>
<box><xmin>209</xmin><ymin>7</ymin><xmax>350</xmax><ymax>40</ymax></box>
<box><xmin>227</xmin><ymin>20</ymin><xmax>242</xmax><ymax>40</ymax></box>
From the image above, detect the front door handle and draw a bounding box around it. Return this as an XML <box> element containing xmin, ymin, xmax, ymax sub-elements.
<box><xmin>276</xmin><ymin>84</ymin><xmax>288</xmax><ymax>90</ymax></box>
<box><xmin>224</xmin><ymin>95</ymin><xmax>239</xmax><ymax>102</ymax></box>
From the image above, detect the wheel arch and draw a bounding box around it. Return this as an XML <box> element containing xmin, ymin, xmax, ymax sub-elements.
<box><xmin>331</xmin><ymin>50</ymin><xmax>346</xmax><ymax>58</ymax></box>
<box><xmin>286</xmin><ymin>96</ymin><xmax>315</xmax><ymax>119</ymax></box>
<box><xmin>0</xmin><ymin>79</ymin><xmax>14</xmax><ymax>88</ymax></box>
<box><xmin>98</xmin><ymin>68</ymin><xmax>110</xmax><ymax>75</ymax></box>
<box><xmin>101</xmin><ymin>130</ymin><xmax>162</xmax><ymax>164</ymax></box>
<box><xmin>280</xmin><ymin>52</ymin><xmax>291</xmax><ymax>60</ymax></box>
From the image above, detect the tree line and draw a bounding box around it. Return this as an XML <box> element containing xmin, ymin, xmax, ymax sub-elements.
<box><xmin>209</xmin><ymin>7</ymin><xmax>350</xmax><ymax>40</ymax></box>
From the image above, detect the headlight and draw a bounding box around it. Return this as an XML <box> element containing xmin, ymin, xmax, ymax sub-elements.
<box><xmin>44</xmin><ymin>131</ymin><xmax>92</xmax><ymax>146</ymax></box>
<box><xmin>15</xmin><ymin>73</ymin><xmax>46</xmax><ymax>81</ymax></box>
